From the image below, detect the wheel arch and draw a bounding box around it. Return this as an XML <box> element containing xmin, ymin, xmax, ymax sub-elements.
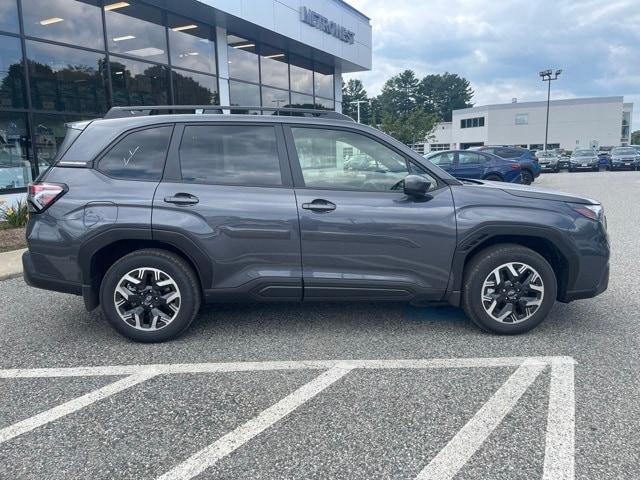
<box><xmin>444</xmin><ymin>226</ymin><xmax>577</xmax><ymax>306</ymax></box>
<box><xmin>79</xmin><ymin>229</ymin><xmax>211</xmax><ymax>310</ymax></box>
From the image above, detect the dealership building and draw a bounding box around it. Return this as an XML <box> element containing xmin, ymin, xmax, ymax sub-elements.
<box><xmin>0</xmin><ymin>0</ymin><xmax>372</xmax><ymax>202</ymax></box>
<box><xmin>420</xmin><ymin>96</ymin><xmax>633</xmax><ymax>153</ymax></box>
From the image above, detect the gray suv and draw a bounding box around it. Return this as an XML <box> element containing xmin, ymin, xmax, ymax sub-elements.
<box><xmin>23</xmin><ymin>106</ymin><xmax>610</xmax><ymax>342</ymax></box>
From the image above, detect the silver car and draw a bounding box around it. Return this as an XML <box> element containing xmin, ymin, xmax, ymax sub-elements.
<box><xmin>609</xmin><ymin>146</ymin><xmax>639</xmax><ymax>171</ymax></box>
<box><xmin>569</xmin><ymin>149</ymin><xmax>599</xmax><ymax>172</ymax></box>
<box><xmin>537</xmin><ymin>151</ymin><xmax>560</xmax><ymax>173</ymax></box>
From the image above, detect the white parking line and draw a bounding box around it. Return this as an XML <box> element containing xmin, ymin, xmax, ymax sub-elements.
<box><xmin>157</xmin><ymin>366</ymin><xmax>353</xmax><ymax>480</ymax></box>
<box><xmin>414</xmin><ymin>360</ymin><xmax>546</xmax><ymax>480</ymax></box>
<box><xmin>0</xmin><ymin>373</ymin><xmax>155</xmax><ymax>445</ymax></box>
<box><xmin>0</xmin><ymin>357</ymin><xmax>576</xmax><ymax>479</ymax></box>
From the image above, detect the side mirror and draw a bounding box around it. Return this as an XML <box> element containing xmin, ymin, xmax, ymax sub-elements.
<box><xmin>403</xmin><ymin>175</ymin><xmax>431</xmax><ymax>198</ymax></box>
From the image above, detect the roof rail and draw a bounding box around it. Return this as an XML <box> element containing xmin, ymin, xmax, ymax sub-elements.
<box><xmin>103</xmin><ymin>105</ymin><xmax>355</xmax><ymax>122</ymax></box>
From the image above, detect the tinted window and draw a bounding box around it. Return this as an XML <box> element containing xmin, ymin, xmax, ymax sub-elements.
<box><xmin>106</xmin><ymin>2</ymin><xmax>166</xmax><ymax>63</ymax></box>
<box><xmin>459</xmin><ymin>152</ymin><xmax>485</xmax><ymax>164</ymax></box>
<box><xmin>168</xmin><ymin>15</ymin><xmax>216</xmax><ymax>74</ymax></box>
<box><xmin>110</xmin><ymin>57</ymin><xmax>169</xmax><ymax>106</ymax></box>
<box><xmin>0</xmin><ymin>35</ymin><xmax>25</xmax><ymax>108</ymax></box>
<box><xmin>291</xmin><ymin>128</ymin><xmax>411</xmax><ymax>191</ymax></box>
<box><xmin>290</xmin><ymin>56</ymin><xmax>313</xmax><ymax>94</ymax></box>
<box><xmin>496</xmin><ymin>148</ymin><xmax>520</xmax><ymax>159</ymax></box>
<box><xmin>227</xmin><ymin>34</ymin><xmax>259</xmax><ymax>83</ymax></box>
<box><xmin>98</xmin><ymin>127</ymin><xmax>172</xmax><ymax>180</ymax></box>
<box><xmin>260</xmin><ymin>45</ymin><xmax>288</xmax><ymax>90</ymax></box>
<box><xmin>32</xmin><ymin>113</ymin><xmax>93</xmax><ymax>169</ymax></box>
<box><xmin>229</xmin><ymin>80</ymin><xmax>260</xmax><ymax>113</ymax></box>
<box><xmin>0</xmin><ymin>0</ymin><xmax>19</xmax><ymax>33</ymax></box>
<box><xmin>172</xmin><ymin>70</ymin><xmax>218</xmax><ymax>105</ymax></box>
<box><xmin>290</xmin><ymin>92</ymin><xmax>314</xmax><ymax>108</ymax></box>
<box><xmin>179</xmin><ymin>125</ymin><xmax>282</xmax><ymax>186</ymax></box>
<box><xmin>22</xmin><ymin>0</ymin><xmax>103</xmax><ymax>49</ymax></box>
<box><xmin>262</xmin><ymin>86</ymin><xmax>289</xmax><ymax>109</ymax></box>
<box><xmin>314</xmin><ymin>63</ymin><xmax>334</xmax><ymax>99</ymax></box>
<box><xmin>26</xmin><ymin>40</ymin><xmax>107</xmax><ymax>114</ymax></box>
<box><xmin>0</xmin><ymin>112</ymin><xmax>32</xmax><ymax>189</ymax></box>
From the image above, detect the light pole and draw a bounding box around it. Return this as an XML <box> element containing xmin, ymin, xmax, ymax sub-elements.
<box><xmin>539</xmin><ymin>69</ymin><xmax>562</xmax><ymax>152</ymax></box>
<box><xmin>272</xmin><ymin>98</ymin><xmax>286</xmax><ymax>115</ymax></box>
<box><xmin>350</xmin><ymin>100</ymin><xmax>368</xmax><ymax>123</ymax></box>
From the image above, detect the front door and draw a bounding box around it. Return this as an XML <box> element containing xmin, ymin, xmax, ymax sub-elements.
<box><xmin>285</xmin><ymin>126</ymin><xmax>457</xmax><ymax>301</ymax></box>
<box><xmin>452</xmin><ymin>151</ymin><xmax>486</xmax><ymax>179</ymax></box>
<box><xmin>153</xmin><ymin>123</ymin><xmax>302</xmax><ymax>301</ymax></box>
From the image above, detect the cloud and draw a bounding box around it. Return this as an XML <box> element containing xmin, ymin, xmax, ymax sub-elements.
<box><xmin>345</xmin><ymin>0</ymin><xmax>639</xmax><ymax>130</ymax></box>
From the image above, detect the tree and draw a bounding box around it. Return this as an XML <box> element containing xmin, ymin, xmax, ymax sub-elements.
<box><xmin>379</xmin><ymin>107</ymin><xmax>437</xmax><ymax>147</ymax></box>
<box><xmin>378</xmin><ymin>70</ymin><xmax>420</xmax><ymax>118</ymax></box>
<box><xmin>341</xmin><ymin>79</ymin><xmax>370</xmax><ymax>124</ymax></box>
<box><xmin>632</xmin><ymin>130</ymin><xmax>640</xmax><ymax>145</ymax></box>
<box><xmin>418</xmin><ymin>72</ymin><xmax>474</xmax><ymax>121</ymax></box>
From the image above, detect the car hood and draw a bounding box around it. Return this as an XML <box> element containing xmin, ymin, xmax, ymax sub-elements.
<box><xmin>461</xmin><ymin>178</ymin><xmax>599</xmax><ymax>205</ymax></box>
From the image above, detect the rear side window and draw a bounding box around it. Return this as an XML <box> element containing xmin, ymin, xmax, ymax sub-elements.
<box><xmin>179</xmin><ymin>125</ymin><xmax>282</xmax><ymax>186</ymax></box>
<box><xmin>98</xmin><ymin>126</ymin><xmax>172</xmax><ymax>180</ymax></box>
<box><xmin>497</xmin><ymin>148</ymin><xmax>520</xmax><ymax>159</ymax></box>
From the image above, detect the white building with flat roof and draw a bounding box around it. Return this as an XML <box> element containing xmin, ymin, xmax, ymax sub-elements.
<box><xmin>422</xmin><ymin>96</ymin><xmax>633</xmax><ymax>152</ymax></box>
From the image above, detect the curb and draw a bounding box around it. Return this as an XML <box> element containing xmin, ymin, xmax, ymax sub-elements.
<box><xmin>0</xmin><ymin>248</ymin><xmax>26</xmax><ymax>281</ymax></box>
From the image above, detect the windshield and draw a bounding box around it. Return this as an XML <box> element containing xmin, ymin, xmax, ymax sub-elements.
<box><xmin>612</xmin><ymin>147</ymin><xmax>637</xmax><ymax>155</ymax></box>
<box><xmin>573</xmin><ymin>150</ymin><xmax>594</xmax><ymax>157</ymax></box>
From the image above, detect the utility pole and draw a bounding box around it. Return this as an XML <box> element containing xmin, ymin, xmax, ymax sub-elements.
<box><xmin>539</xmin><ymin>69</ymin><xmax>562</xmax><ymax>152</ymax></box>
<box><xmin>350</xmin><ymin>100</ymin><xmax>368</xmax><ymax>123</ymax></box>
<box><xmin>272</xmin><ymin>98</ymin><xmax>286</xmax><ymax>114</ymax></box>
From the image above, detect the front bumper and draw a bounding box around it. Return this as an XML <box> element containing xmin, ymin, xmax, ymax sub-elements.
<box><xmin>610</xmin><ymin>160</ymin><xmax>636</xmax><ymax>170</ymax></box>
<box><xmin>570</xmin><ymin>162</ymin><xmax>598</xmax><ymax>170</ymax></box>
<box><xmin>539</xmin><ymin>163</ymin><xmax>558</xmax><ymax>172</ymax></box>
<box><xmin>560</xmin><ymin>260</ymin><xmax>609</xmax><ymax>302</ymax></box>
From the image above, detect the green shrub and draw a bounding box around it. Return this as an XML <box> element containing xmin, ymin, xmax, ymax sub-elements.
<box><xmin>1</xmin><ymin>199</ymin><xmax>29</xmax><ymax>228</ymax></box>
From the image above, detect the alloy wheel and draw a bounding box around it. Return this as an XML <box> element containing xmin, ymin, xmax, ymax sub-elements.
<box><xmin>113</xmin><ymin>267</ymin><xmax>181</xmax><ymax>331</ymax></box>
<box><xmin>480</xmin><ymin>262</ymin><xmax>544</xmax><ymax>324</ymax></box>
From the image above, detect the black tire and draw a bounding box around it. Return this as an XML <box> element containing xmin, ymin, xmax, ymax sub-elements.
<box><xmin>484</xmin><ymin>174</ymin><xmax>502</xmax><ymax>182</ymax></box>
<box><xmin>100</xmin><ymin>249</ymin><xmax>201</xmax><ymax>342</ymax></box>
<box><xmin>521</xmin><ymin>169</ymin><xmax>533</xmax><ymax>185</ymax></box>
<box><xmin>462</xmin><ymin>244</ymin><xmax>557</xmax><ymax>334</ymax></box>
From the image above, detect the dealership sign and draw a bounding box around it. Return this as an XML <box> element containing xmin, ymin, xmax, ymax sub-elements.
<box><xmin>300</xmin><ymin>6</ymin><xmax>355</xmax><ymax>44</ymax></box>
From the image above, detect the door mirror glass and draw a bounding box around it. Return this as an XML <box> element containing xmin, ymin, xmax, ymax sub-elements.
<box><xmin>403</xmin><ymin>175</ymin><xmax>431</xmax><ymax>198</ymax></box>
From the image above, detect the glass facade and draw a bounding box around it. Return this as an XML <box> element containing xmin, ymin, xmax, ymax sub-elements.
<box><xmin>0</xmin><ymin>0</ymin><xmax>338</xmax><ymax>194</ymax></box>
<box><xmin>0</xmin><ymin>0</ymin><xmax>220</xmax><ymax>193</ymax></box>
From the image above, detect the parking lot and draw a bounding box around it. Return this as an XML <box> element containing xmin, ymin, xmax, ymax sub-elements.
<box><xmin>1</xmin><ymin>171</ymin><xmax>639</xmax><ymax>479</ymax></box>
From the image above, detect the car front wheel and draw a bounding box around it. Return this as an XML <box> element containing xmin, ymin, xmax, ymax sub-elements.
<box><xmin>462</xmin><ymin>244</ymin><xmax>557</xmax><ymax>334</ymax></box>
<box><xmin>100</xmin><ymin>249</ymin><xmax>201</xmax><ymax>342</ymax></box>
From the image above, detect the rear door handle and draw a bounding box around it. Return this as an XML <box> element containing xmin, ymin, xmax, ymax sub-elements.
<box><xmin>164</xmin><ymin>193</ymin><xmax>199</xmax><ymax>205</ymax></box>
<box><xmin>302</xmin><ymin>199</ymin><xmax>336</xmax><ymax>212</ymax></box>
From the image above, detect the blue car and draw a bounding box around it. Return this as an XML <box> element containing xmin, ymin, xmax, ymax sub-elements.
<box><xmin>473</xmin><ymin>146</ymin><xmax>541</xmax><ymax>184</ymax></box>
<box><xmin>424</xmin><ymin>150</ymin><xmax>522</xmax><ymax>183</ymax></box>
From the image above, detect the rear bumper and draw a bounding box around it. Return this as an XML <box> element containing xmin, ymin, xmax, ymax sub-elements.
<box><xmin>23</xmin><ymin>251</ymin><xmax>83</xmax><ymax>296</ymax></box>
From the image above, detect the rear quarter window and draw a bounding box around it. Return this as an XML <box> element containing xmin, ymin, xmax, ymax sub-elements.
<box><xmin>98</xmin><ymin>126</ymin><xmax>173</xmax><ymax>181</ymax></box>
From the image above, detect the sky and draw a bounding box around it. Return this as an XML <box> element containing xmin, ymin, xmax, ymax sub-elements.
<box><xmin>344</xmin><ymin>0</ymin><xmax>640</xmax><ymax>129</ymax></box>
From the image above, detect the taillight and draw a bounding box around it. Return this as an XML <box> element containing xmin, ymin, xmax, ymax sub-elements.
<box><xmin>27</xmin><ymin>182</ymin><xmax>66</xmax><ymax>212</ymax></box>
<box><xmin>510</xmin><ymin>163</ymin><xmax>521</xmax><ymax>170</ymax></box>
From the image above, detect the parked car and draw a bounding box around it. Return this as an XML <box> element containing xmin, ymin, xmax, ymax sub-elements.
<box><xmin>23</xmin><ymin>105</ymin><xmax>610</xmax><ymax>341</ymax></box>
<box><xmin>424</xmin><ymin>150</ymin><xmax>522</xmax><ymax>183</ymax></box>
<box><xmin>569</xmin><ymin>149</ymin><xmax>599</xmax><ymax>172</ymax></box>
<box><xmin>597</xmin><ymin>151</ymin><xmax>612</xmax><ymax>169</ymax></box>
<box><xmin>473</xmin><ymin>146</ymin><xmax>541</xmax><ymax>185</ymax></box>
<box><xmin>609</xmin><ymin>146</ymin><xmax>639</xmax><ymax>171</ymax></box>
<box><xmin>536</xmin><ymin>151</ymin><xmax>561</xmax><ymax>173</ymax></box>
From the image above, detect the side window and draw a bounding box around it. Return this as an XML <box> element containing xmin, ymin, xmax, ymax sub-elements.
<box><xmin>98</xmin><ymin>126</ymin><xmax>172</xmax><ymax>180</ymax></box>
<box><xmin>179</xmin><ymin>125</ymin><xmax>282</xmax><ymax>186</ymax></box>
<box><xmin>497</xmin><ymin>148</ymin><xmax>518</xmax><ymax>159</ymax></box>
<box><xmin>291</xmin><ymin>127</ymin><xmax>410</xmax><ymax>191</ymax></box>
<box><xmin>429</xmin><ymin>152</ymin><xmax>454</xmax><ymax>167</ymax></box>
<box><xmin>458</xmin><ymin>152</ymin><xmax>485</xmax><ymax>164</ymax></box>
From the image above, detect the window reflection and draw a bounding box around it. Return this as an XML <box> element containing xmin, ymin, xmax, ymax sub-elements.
<box><xmin>229</xmin><ymin>80</ymin><xmax>260</xmax><ymax>114</ymax></box>
<box><xmin>0</xmin><ymin>35</ymin><xmax>25</xmax><ymax>108</ymax></box>
<box><xmin>168</xmin><ymin>15</ymin><xmax>216</xmax><ymax>74</ymax></box>
<box><xmin>22</xmin><ymin>0</ymin><xmax>103</xmax><ymax>49</ymax></box>
<box><xmin>0</xmin><ymin>112</ymin><xmax>31</xmax><ymax>189</ymax></box>
<box><xmin>172</xmin><ymin>70</ymin><xmax>218</xmax><ymax>105</ymax></box>
<box><xmin>314</xmin><ymin>96</ymin><xmax>334</xmax><ymax>110</ymax></box>
<box><xmin>261</xmin><ymin>86</ymin><xmax>289</xmax><ymax>110</ymax></box>
<box><xmin>289</xmin><ymin>92</ymin><xmax>314</xmax><ymax>109</ymax></box>
<box><xmin>105</xmin><ymin>2</ymin><xmax>167</xmax><ymax>63</ymax></box>
<box><xmin>32</xmin><ymin>113</ymin><xmax>93</xmax><ymax>168</ymax></box>
<box><xmin>290</xmin><ymin>55</ymin><xmax>313</xmax><ymax>94</ymax></box>
<box><xmin>260</xmin><ymin>45</ymin><xmax>288</xmax><ymax>90</ymax></box>
<box><xmin>227</xmin><ymin>34</ymin><xmax>259</xmax><ymax>83</ymax></box>
<box><xmin>0</xmin><ymin>0</ymin><xmax>19</xmax><ymax>33</ymax></box>
<box><xmin>314</xmin><ymin>63</ymin><xmax>334</xmax><ymax>99</ymax></box>
<box><xmin>27</xmin><ymin>40</ymin><xmax>107</xmax><ymax>114</ymax></box>
<box><xmin>110</xmin><ymin>56</ymin><xmax>169</xmax><ymax>106</ymax></box>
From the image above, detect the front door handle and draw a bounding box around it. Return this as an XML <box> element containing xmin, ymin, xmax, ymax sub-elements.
<box><xmin>302</xmin><ymin>199</ymin><xmax>336</xmax><ymax>212</ymax></box>
<box><xmin>164</xmin><ymin>193</ymin><xmax>199</xmax><ymax>205</ymax></box>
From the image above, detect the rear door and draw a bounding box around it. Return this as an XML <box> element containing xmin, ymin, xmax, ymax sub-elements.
<box><xmin>152</xmin><ymin>122</ymin><xmax>302</xmax><ymax>300</ymax></box>
<box><xmin>285</xmin><ymin>125</ymin><xmax>457</xmax><ymax>301</ymax></box>
<box><xmin>452</xmin><ymin>151</ymin><xmax>486</xmax><ymax>179</ymax></box>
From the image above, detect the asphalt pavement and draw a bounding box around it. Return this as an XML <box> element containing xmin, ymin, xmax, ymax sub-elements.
<box><xmin>1</xmin><ymin>171</ymin><xmax>639</xmax><ymax>479</ymax></box>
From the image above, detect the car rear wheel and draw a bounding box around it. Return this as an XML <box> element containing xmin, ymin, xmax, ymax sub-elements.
<box><xmin>521</xmin><ymin>170</ymin><xmax>533</xmax><ymax>184</ymax></box>
<box><xmin>462</xmin><ymin>244</ymin><xmax>557</xmax><ymax>334</ymax></box>
<box><xmin>100</xmin><ymin>249</ymin><xmax>201</xmax><ymax>342</ymax></box>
